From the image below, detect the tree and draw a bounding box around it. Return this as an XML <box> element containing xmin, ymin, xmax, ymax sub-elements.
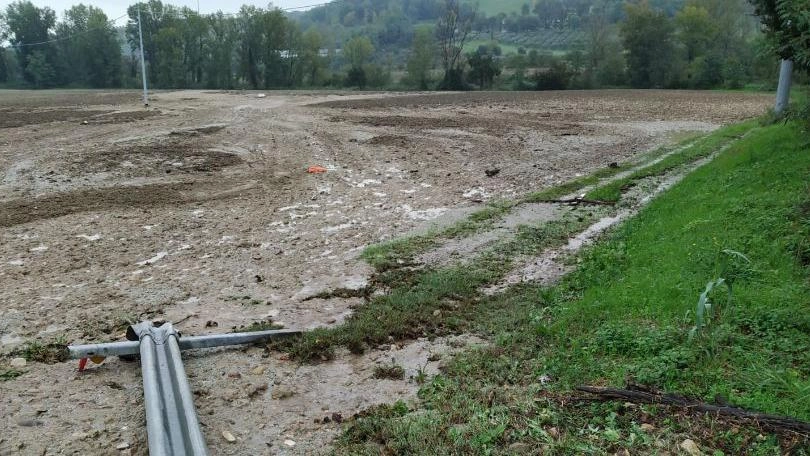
<box><xmin>344</xmin><ymin>35</ymin><xmax>374</xmax><ymax>70</ymax></box>
<box><xmin>5</xmin><ymin>1</ymin><xmax>58</xmax><ymax>85</ymax></box>
<box><xmin>406</xmin><ymin>25</ymin><xmax>435</xmax><ymax>89</ymax></box>
<box><xmin>56</xmin><ymin>5</ymin><xmax>121</xmax><ymax>87</ymax></box>
<box><xmin>126</xmin><ymin>1</ymin><xmax>177</xmax><ymax>87</ymax></box>
<box><xmin>343</xmin><ymin>36</ymin><xmax>374</xmax><ymax>88</ymax></box>
<box><xmin>436</xmin><ymin>0</ymin><xmax>475</xmax><ymax>90</ymax></box>
<box><xmin>750</xmin><ymin>0</ymin><xmax>810</xmax><ymax>73</ymax></box>
<box><xmin>0</xmin><ymin>48</ymin><xmax>8</xmax><ymax>83</ymax></box>
<box><xmin>25</xmin><ymin>49</ymin><xmax>55</xmax><ymax>87</ymax></box>
<box><xmin>467</xmin><ymin>51</ymin><xmax>501</xmax><ymax>89</ymax></box>
<box><xmin>300</xmin><ymin>27</ymin><xmax>326</xmax><ymax>86</ymax></box>
<box><xmin>675</xmin><ymin>5</ymin><xmax>717</xmax><ymax>63</ymax></box>
<box><xmin>620</xmin><ymin>2</ymin><xmax>678</xmax><ymax>88</ymax></box>
<box><xmin>205</xmin><ymin>12</ymin><xmax>236</xmax><ymax>89</ymax></box>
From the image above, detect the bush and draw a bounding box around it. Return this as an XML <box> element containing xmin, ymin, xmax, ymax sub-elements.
<box><xmin>533</xmin><ymin>60</ymin><xmax>573</xmax><ymax>90</ymax></box>
<box><xmin>345</xmin><ymin>67</ymin><xmax>367</xmax><ymax>88</ymax></box>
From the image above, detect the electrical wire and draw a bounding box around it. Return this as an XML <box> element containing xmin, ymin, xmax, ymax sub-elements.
<box><xmin>2</xmin><ymin>0</ymin><xmax>345</xmax><ymax>49</ymax></box>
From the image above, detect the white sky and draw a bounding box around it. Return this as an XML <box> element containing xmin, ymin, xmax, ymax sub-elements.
<box><xmin>11</xmin><ymin>1</ymin><xmax>323</xmax><ymax>23</ymax></box>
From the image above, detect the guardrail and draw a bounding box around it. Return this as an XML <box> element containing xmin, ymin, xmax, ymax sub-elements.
<box><xmin>68</xmin><ymin>321</ymin><xmax>300</xmax><ymax>455</ymax></box>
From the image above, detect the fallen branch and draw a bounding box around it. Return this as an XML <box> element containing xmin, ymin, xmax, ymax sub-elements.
<box><xmin>539</xmin><ymin>198</ymin><xmax>616</xmax><ymax>206</ymax></box>
<box><xmin>577</xmin><ymin>385</ymin><xmax>810</xmax><ymax>436</ymax></box>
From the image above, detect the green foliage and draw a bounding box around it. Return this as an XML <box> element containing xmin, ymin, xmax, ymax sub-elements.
<box><xmin>5</xmin><ymin>0</ymin><xmax>58</xmax><ymax>85</ymax></box>
<box><xmin>344</xmin><ymin>35</ymin><xmax>374</xmax><ymax>70</ymax></box>
<box><xmin>56</xmin><ymin>5</ymin><xmax>121</xmax><ymax>87</ymax></box>
<box><xmin>533</xmin><ymin>58</ymin><xmax>573</xmax><ymax>90</ymax></box>
<box><xmin>0</xmin><ymin>369</ymin><xmax>23</xmax><ymax>381</ymax></box>
<box><xmin>466</xmin><ymin>50</ymin><xmax>501</xmax><ymax>89</ymax></box>
<box><xmin>406</xmin><ymin>25</ymin><xmax>436</xmax><ymax>89</ymax></box>
<box><xmin>620</xmin><ymin>2</ymin><xmax>678</xmax><ymax>88</ymax></box>
<box><xmin>750</xmin><ymin>0</ymin><xmax>810</xmax><ymax>73</ymax></box>
<box><xmin>24</xmin><ymin>49</ymin><xmax>55</xmax><ymax>87</ymax></box>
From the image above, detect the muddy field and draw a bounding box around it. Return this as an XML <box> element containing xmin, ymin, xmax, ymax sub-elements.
<box><xmin>0</xmin><ymin>89</ymin><xmax>771</xmax><ymax>455</ymax></box>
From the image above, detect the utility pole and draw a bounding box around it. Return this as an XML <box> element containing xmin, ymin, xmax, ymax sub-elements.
<box><xmin>775</xmin><ymin>59</ymin><xmax>793</xmax><ymax>115</ymax></box>
<box><xmin>137</xmin><ymin>5</ymin><xmax>149</xmax><ymax>107</ymax></box>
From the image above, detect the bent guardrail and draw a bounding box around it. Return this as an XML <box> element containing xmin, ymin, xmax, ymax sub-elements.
<box><xmin>68</xmin><ymin>321</ymin><xmax>300</xmax><ymax>455</ymax></box>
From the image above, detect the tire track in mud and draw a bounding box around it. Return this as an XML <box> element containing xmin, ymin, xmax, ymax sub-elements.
<box><xmin>0</xmin><ymin>179</ymin><xmax>259</xmax><ymax>228</ymax></box>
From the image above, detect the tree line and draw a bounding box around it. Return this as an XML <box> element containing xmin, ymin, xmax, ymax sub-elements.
<box><xmin>0</xmin><ymin>0</ymin><xmax>804</xmax><ymax>91</ymax></box>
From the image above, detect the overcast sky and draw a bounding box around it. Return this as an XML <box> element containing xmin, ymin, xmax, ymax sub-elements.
<box><xmin>18</xmin><ymin>1</ymin><xmax>323</xmax><ymax>23</ymax></box>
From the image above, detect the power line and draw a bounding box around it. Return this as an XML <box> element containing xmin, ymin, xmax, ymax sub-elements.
<box><xmin>2</xmin><ymin>1</ymin><xmax>342</xmax><ymax>50</ymax></box>
<box><xmin>4</xmin><ymin>13</ymin><xmax>129</xmax><ymax>48</ymax></box>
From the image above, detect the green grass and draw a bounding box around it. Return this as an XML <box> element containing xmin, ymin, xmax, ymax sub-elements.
<box><xmin>332</xmin><ymin>121</ymin><xmax>810</xmax><ymax>454</ymax></box>
<box><xmin>586</xmin><ymin>121</ymin><xmax>758</xmax><ymax>202</ymax></box>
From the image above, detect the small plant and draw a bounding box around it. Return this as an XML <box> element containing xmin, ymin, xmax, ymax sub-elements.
<box><xmin>16</xmin><ymin>336</ymin><xmax>69</xmax><ymax>364</ymax></box>
<box><xmin>689</xmin><ymin>249</ymin><xmax>751</xmax><ymax>340</ymax></box>
<box><xmin>413</xmin><ymin>362</ymin><xmax>429</xmax><ymax>385</ymax></box>
<box><xmin>1</xmin><ymin>369</ymin><xmax>23</xmax><ymax>381</ymax></box>
<box><xmin>373</xmin><ymin>360</ymin><xmax>405</xmax><ymax>380</ymax></box>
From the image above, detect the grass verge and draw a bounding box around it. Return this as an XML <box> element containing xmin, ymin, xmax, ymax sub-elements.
<box><xmin>586</xmin><ymin>121</ymin><xmax>757</xmax><ymax>202</ymax></box>
<box><xmin>334</xmin><ymin>121</ymin><xmax>810</xmax><ymax>454</ymax></box>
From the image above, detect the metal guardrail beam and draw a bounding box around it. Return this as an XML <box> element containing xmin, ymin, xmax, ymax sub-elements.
<box><xmin>67</xmin><ymin>322</ymin><xmax>301</xmax><ymax>456</ymax></box>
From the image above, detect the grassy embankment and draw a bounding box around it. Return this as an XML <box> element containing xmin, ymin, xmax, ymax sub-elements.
<box><xmin>312</xmin><ymin>120</ymin><xmax>810</xmax><ymax>454</ymax></box>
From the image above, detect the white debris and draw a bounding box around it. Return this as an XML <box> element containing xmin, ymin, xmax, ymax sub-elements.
<box><xmin>218</xmin><ymin>236</ymin><xmax>235</xmax><ymax>245</ymax></box>
<box><xmin>256</xmin><ymin>93</ymin><xmax>267</xmax><ymax>98</ymax></box>
<box><xmin>77</xmin><ymin>234</ymin><xmax>102</xmax><ymax>241</ymax></box>
<box><xmin>355</xmin><ymin>179</ymin><xmax>381</xmax><ymax>188</ymax></box>
<box><xmin>30</xmin><ymin>245</ymin><xmax>48</xmax><ymax>252</ymax></box>
<box><xmin>142</xmin><ymin>225</ymin><xmax>156</xmax><ymax>230</ymax></box>
<box><xmin>283</xmin><ymin>439</ymin><xmax>296</xmax><ymax>447</ymax></box>
<box><xmin>322</xmin><ymin>223</ymin><xmax>353</xmax><ymax>234</ymax></box>
<box><xmin>463</xmin><ymin>187</ymin><xmax>491</xmax><ymax>200</ymax></box>
<box><xmin>10</xmin><ymin>357</ymin><xmax>26</xmax><ymax>368</ymax></box>
<box><xmin>400</xmin><ymin>205</ymin><xmax>448</xmax><ymax>221</ymax></box>
<box><xmin>400</xmin><ymin>189</ymin><xmax>417</xmax><ymax>194</ymax></box>
<box><xmin>278</xmin><ymin>204</ymin><xmax>301</xmax><ymax>212</ymax></box>
<box><xmin>136</xmin><ymin>251</ymin><xmax>168</xmax><ymax>266</ymax></box>
<box><xmin>7</xmin><ymin>260</ymin><xmax>24</xmax><ymax>266</ymax></box>
<box><xmin>222</xmin><ymin>430</ymin><xmax>237</xmax><ymax>442</ymax></box>
<box><xmin>373</xmin><ymin>192</ymin><xmax>387</xmax><ymax>198</ymax></box>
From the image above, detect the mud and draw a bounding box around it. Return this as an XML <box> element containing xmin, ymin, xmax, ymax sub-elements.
<box><xmin>0</xmin><ymin>89</ymin><xmax>771</xmax><ymax>455</ymax></box>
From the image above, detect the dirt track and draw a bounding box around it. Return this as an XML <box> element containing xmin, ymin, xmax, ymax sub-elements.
<box><xmin>0</xmin><ymin>89</ymin><xmax>771</xmax><ymax>455</ymax></box>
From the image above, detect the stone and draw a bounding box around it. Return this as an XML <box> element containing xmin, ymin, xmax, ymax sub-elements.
<box><xmin>222</xmin><ymin>431</ymin><xmax>236</xmax><ymax>443</ymax></box>
<box><xmin>680</xmin><ymin>439</ymin><xmax>700</xmax><ymax>456</ymax></box>
<box><xmin>116</xmin><ymin>442</ymin><xmax>130</xmax><ymax>450</ymax></box>
<box><xmin>250</xmin><ymin>366</ymin><xmax>266</xmax><ymax>376</ymax></box>
<box><xmin>271</xmin><ymin>387</ymin><xmax>295</xmax><ymax>400</ymax></box>
<box><xmin>283</xmin><ymin>439</ymin><xmax>296</xmax><ymax>447</ymax></box>
<box><xmin>9</xmin><ymin>357</ymin><xmax>26</xmax><ymax>368</ymax></box>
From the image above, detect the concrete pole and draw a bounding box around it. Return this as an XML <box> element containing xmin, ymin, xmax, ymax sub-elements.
<box><xmin>775</xmin><ymin>59</ymin><xmax>793</xmax><ymax>115</ymax></box>
<box><xmin>137</xmin><ymin>5</ymin><xmax>149</xmax><ymax>107</ymax></box>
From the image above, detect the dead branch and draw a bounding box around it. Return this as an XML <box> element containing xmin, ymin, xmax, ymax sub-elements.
<box><xmin>577</xmin><ymin>385</ymin><xmax>810</xmax><ymax>436</ymax></box>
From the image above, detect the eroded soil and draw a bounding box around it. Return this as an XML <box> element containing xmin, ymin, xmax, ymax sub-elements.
<box><xmin>0</xmin><ymin>89</ymin><xmax>771</xmax><ymax>455</ymax></box>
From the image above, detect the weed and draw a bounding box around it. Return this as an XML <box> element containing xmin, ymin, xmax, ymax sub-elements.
<box><xmin>413</xmin><ymin>362</ymin><xmax>429</xmax><ymax>385</ymax></box>
<box><xmin>373</xmin><ymin>361</ymin><xmax>405</xmax><ymax>380</ymax></box>
<box><xmin>1</xmin><ymin>369</ymin><xmax>23</xmax><ymax>381</ymax></box>
<box><xmin>233</xmin><ymin>319</ymin><xmax>285</xmax><ymax>333</ymax></box>
<box><xmin>15</xmin><ymin>336</ymin><xmax>69</xmax><ymax>364</ymax></box>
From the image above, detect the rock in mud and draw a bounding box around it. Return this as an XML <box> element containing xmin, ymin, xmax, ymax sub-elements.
<box><xmin>222</xmin><ymin>431</ymin><xmax>237</xmax><ymax>443</ymax></box>
<box><xmin>680</xmin><ymin>439</ymin><xmax>700</xmax><ymax>456</ymax></box>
